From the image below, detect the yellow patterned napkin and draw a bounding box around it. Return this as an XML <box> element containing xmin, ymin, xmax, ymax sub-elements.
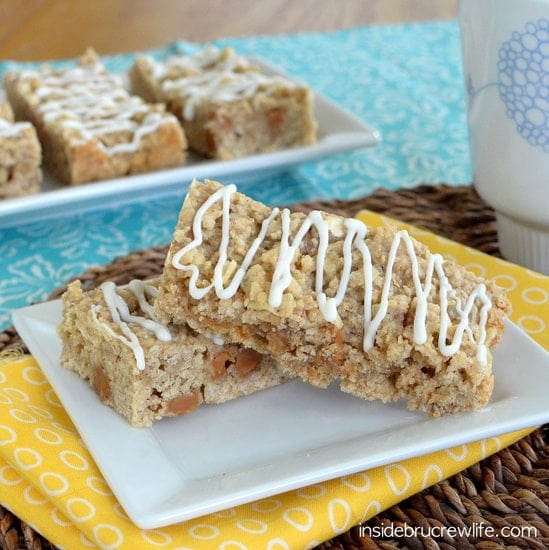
<box><xmin>0</xmin><ymin>210</ymin><xmax>547</xmax><ymax>550</ymax></box>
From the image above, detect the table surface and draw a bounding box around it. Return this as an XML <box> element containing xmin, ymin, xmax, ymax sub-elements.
<box><xmin>1</xmin><ymin>0</ymin><xmax>457</xmax><ymax>60</ymax></box>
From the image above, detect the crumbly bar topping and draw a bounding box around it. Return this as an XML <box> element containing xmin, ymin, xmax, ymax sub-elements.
<box><xmin>139</xmin><ymin>46</ymin><xmax>301</xmax><ymax>120</ymax></box>
<box><xmin>170</xmin><ymin>182</ymin><xmax>494</xmax><ymax>365</ymax></box>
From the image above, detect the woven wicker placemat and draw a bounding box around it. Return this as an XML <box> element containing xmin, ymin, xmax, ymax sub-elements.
<box><xmin>1</xmin><ymin>184</ymin><xmax>547</xmax><ymax>550</ymax></box>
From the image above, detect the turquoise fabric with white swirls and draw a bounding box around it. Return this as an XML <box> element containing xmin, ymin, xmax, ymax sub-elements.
<box><xmin>0</xmin><ymin>21</ymin><xmax>472</xmax><ymax>330</ymax></box>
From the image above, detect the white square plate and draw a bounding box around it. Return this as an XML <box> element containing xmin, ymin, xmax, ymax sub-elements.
<box><xmin>0</xmin><ymin>57</ymin><xmax>379</xmax><ymax>226</ymax></box>
<box><xmin>12</xmin><ymin>300</ymin><xmax>549</xmax><ymax>529</ymax></box>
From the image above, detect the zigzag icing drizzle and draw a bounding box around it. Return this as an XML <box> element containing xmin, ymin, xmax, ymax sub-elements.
<box><xmin>143</xmin><ymin>46</ymin><xmax>297</xmax><ymax>121</ymax></box>
<box><xmin>171</xmin><ymin>183</ymin><xmax>492</xmax><ymax>365</ymax></box>
<box><xmin>91</xmin><ymin>280</ymin><xmax>171</xmax><ymax>370</ymax></box>
<box><xmin>17</xmin><ymin>62</ymin><xmax>168</xmax><ymax>154</ymax></box>
<box><xmin>0</xmin><ymin>118</ymin><xmax>33</xmax><ymax>137</ymax></box>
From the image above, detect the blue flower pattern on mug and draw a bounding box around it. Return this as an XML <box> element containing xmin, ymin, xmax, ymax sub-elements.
<box><xmin>497</xmin><ymin>18</ymin><xmax>549</xmax><ymax>153</ymax></box>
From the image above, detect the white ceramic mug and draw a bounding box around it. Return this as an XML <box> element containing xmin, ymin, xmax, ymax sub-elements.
<box><xmin>459</xmin><ymin>0</ymin><xmax>549</xmax><ymax>274</ymax></box>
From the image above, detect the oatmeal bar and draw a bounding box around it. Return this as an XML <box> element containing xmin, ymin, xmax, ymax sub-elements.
<box><xmin>3</xmin><ymin>49</ymin><xmax>186</xmax><ymax>185</ymax></box>
<box><xmin>58</xmin><ymin>278</ymin><xmax>290</xmax><ymax>427</ymax></box>
<box><xmin>155</xmin><ymin>179</ymin><xmax>511</xmax><ymax>417</ymax></box>
<box><xmin>0</xmin><ymin>102</ymin><xmax>42</xmax><ymax>199</ymax></box>
<box><xmin>129</xmin><ymin>46</ymin><xmax>317</xmax><ymax>160</ymax></box>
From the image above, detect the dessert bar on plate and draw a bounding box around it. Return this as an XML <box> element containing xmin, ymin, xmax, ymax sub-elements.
<box><xmin>155</xmin><ymin>179</ymin><xmax>511</xmax><ymax>417</ymax></box>
<box><xmin>129</xmin><ymin>46</ymin><xmax>317</xmax><ymax>160</ymax></box>
<box><xmin>3</xmin><ymin>49</ymin><xmax>186</xmax><ymax>185</ymax></box>
<box><xmin>57</xmin><ymin>278</ymin><xmax>291</xmax><ymax>427</ymax></box>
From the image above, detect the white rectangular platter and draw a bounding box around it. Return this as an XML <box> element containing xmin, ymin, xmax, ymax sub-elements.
<box><xmin>0</xmin><ymin>57</ymin><xmax>379</xmax><ymax>226</ymax></box>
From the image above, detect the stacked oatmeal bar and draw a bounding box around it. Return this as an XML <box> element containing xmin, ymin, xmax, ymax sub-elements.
<box><xmin>58</xmin><ymin>278</ymin><xmax>291</xmax><ymax>427</ymax></box>
<box><xmin>154</xmin><ymin>179</ymin><xmax>510</xmax><ymax>417</ymax></box>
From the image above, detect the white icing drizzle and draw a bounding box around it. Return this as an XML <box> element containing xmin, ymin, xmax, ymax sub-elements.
<box><xmin>209</xmin><ymin>334</ymin><xmax>225</xmax><ymax>346</ymax></box>
<box><xmin>92</xmin><ymin>280</ymin><xmax>171</xmax><ymax>370</ymax></box>
<box><xmin>171</xmin><ymin>184</ymin><xmax>493</xmax><ymax>365</ymax></box>
<box><xmin>16</xmin><ymin>62</ymin><xmax>170</xmax><ymax>155</ymax></box>
<box><xmin>144</xmin><ymin>46</ymin><xmax>297</xmax><ymax>121</ymax></box>
<box><xmin>0</xmin><ymin>118</ymin><xmax>33</xmax><ymax>137</ymax></box>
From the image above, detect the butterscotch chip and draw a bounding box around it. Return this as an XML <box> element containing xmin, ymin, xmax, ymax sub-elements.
<box><xmin>92</xmin><ymin>366</ymin><xmax>110</xmax><ymax>402</ymax></box>
<box><xmin>234</xmin><ymin>348</ymin><xmax>262</xmax><ymax>376</ymax></box>
<box><xmin>212</xmin><ymin>351</ymin><xmax>233</xmax><ymax>378</ymax></box>
<box><xmin>167</xmin><ymin>391</ymin><xmax>201</xmax><ymax>415</ymax></box>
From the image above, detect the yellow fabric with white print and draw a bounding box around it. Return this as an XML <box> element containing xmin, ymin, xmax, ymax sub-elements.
<box><xmin>0</xmin><ymin>210</ymin><xmax>547</xmax><ymax>550</ymax></box>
